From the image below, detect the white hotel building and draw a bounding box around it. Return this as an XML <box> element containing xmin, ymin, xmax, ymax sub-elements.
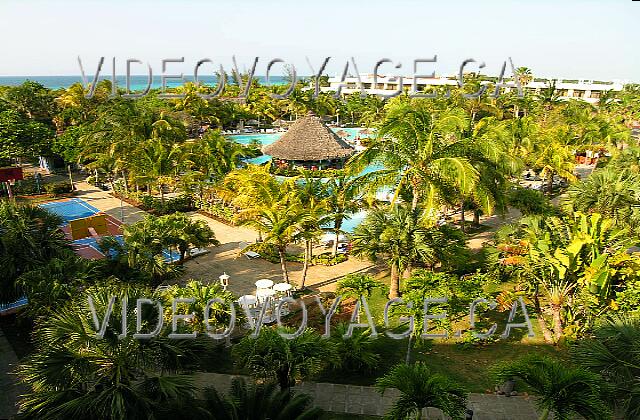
<box><xmin>321</xmin><ymin>74</ymin><xmax>624</xmax><ymax>104</ymax></box>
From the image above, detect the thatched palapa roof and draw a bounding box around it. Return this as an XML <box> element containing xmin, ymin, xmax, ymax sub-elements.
<box><xmin>263</xmin><ymin>112</ymin><xmax>355</xmax><ymax>161</ymax></box>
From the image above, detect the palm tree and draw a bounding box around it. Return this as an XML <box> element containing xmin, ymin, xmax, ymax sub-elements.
<box><xmin>201</xmin><ymin>377</ymin><xmax>323</xmax><ymax>420</ymax></box>
<box><xmin>376</xmin><ymin>362</ymin><xmax>468</xmax><ymax>420</ymax></box>
<box><xmin>572</xmin><ymin>315</ymin><xmax>640</xmax><ymax>419</ymax></box>
<box><xmin>293</xmin><ymin>170</ymin><xmax>329</xmax><ymax>289</ymax></box>
<box><xmin>495</xmin><ymin>212</ymin><xmax>635</xmax><ymax>343</ymax></box>
<box><xmin>159</xmin><ymin>213</ymin><xmax>219</xmax><ymax>262</ymax></box>
<box><xmin>515</xmin><ymin>67</ymin><xmax>533</xmax><ymax>86</ymax></box>
<box><xmin>0</xmin><ymin>201</ymin><xmax>68</xmax><ymax>301</ymax></box>
<box><xmin>531</xmin><ymin>126</ymin><xmax>576</xmax><ymax>194</ymax></box>
<box><xmin>184</xmin><ymin>130</ymin><xmax>247</xmax><ymax>188</ymax></box>
<box><xmin>336</xmin><ymin>273</ymin><xmax>387</xmax><ymax>301</ymax></box>
<box><xmin>160</xmin><ymin>280</ymin><xmax>235</xmax><ymax>334</ymax></box>
<box><xmin>563</xmin><ymin>166</ymin><xmax>640</xmax><ymax>233</ymax></box>
<box><xmin>324</xmin><ymin>171</ymin><xmax>360</xmax><ymax>256</ymax></box>
<box><xmin>17</xmin><ymin>282</ymin><xmax>202</xmax><ymax>420</ymax></box>
<box><xmin>492</xmin><ymin>355</ymin><xmax>611</xmax><ymax>420</ymax></box>
<box><xmin>16</xmin><ymin>255</ymin><xmax>98</xmax><ymax>318</ymax></box>
<box><xmin>135</xmin><ymin>137</ymin><xmax>185</xmax><ymax>204</ymax></box>
<box><xmin>351</xmin><ymin>204</ymin><xmax>452</xmax><ymax>298</ymax></box>
<box><xmin>237</xmin><ymin>199</ymin><xmax>311</xmax><ymax>284</ymax></box>
<box><xmin>350</xmin><ymin>100</ymin><xmax>478</xmax><ymax>211</ymax></box>
<box><xmin>233</xmin><ymin>327</ymin><xmax>331</xmax><ymax>390</ymax></box>
<box><xmin>329</xmin><ymin>322</ymin><xmax>380</xmax><ymax>373</ymax></box>
<box><xmin>80</xmin><ymin>98</ymin><xmax>188</xmax><ymax>192</ymax></box>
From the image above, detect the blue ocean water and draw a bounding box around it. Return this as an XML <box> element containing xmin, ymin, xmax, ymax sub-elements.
<box><xmin>0</xmin><ymin>75</ymin><xmax>291</xmax><ymax>90</ymax></box>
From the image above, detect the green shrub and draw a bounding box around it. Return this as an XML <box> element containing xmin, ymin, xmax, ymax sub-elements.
<box><xmin>508</xmin><ymin>186</ymin><xmax>554</xmax><ymax>215</ymax></box>
<box><xmin>44</xmin><ymin>181</ymin><xmax>73</xmax><ymax>196</ymax></box>
<box><xmin>12</xmin><ymin>176</ymin><xmax>40</xmax><ymax>195</ymax></box>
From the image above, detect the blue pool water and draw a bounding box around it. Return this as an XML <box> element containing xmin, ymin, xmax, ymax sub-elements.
<box><xmin>231</xmin><ymin>127</ymin><xmax>370</xmax><ymax>147</ymax></box>
<box><xmin>39</xmin><ymin>198</ymin><xmax>100</xmax><ymax>224</ymax></box>
<box><xmin>73</xmin><ymin>235</ymin><xmax>181</xmax><ymax>263</ymax></box>
<box><xmin>233</xmin><ymin>128</ymin><xmax>373</xmax><ymax>165</ymax></box>
<box><xmin>230</xmin><ymin>129</ymin><xmax>379</xmax><ymax>233</ymax></box>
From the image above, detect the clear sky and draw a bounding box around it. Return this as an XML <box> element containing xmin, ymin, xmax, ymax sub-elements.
<box><xmin>0</xmin><ymin>0</ymin><xmax>637</xmax><ymax>81</ymax></box>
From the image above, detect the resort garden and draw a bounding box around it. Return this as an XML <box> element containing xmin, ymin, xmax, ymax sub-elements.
<box><xmin>1</xmin><ymin>72</ymin><xmax>640</xmax><ymax>419</ymax></box>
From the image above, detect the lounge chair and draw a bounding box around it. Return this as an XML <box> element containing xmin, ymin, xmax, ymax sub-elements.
<box><xmin>189</xmin><ymin>247</ymin><xmax>209</xmax><ymax>257</ymax></box>
<box><xmin>244</xmin><ymin>251</ymin><xmax>261</xmax><ymax>259</ymax></box>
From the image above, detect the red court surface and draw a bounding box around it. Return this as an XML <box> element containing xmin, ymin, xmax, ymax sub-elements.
<box><xmin>61</xmin><ymin>213</ymin><xmax>123</xmax><ymax>240</ymax></box>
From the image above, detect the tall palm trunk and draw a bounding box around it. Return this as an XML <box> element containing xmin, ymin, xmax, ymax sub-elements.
<box><xmin>473</xmin><ymin>209</ymin><xmax>481</xmax><ymax>227</ymax></box>
<box><xmin>121</xmin><ymin>170</ymin><xmax>129</xmax><ymax>193</ymax></box>
<box><xmin>278</xmin><ymin>246</ymin><xmax>290</xmax><ymax>284</ymax></box>
<box><xmin>389</xmin><ymin>263</ymin><xmax>400</xmax><ymax>299</ymax></box>
<box><xmin>159</xmin><ymin>184</ymin><xmax>165</xmax><ymax>204</ymax></box>
<box><xmin>546</xmin><ymin>173</ymin><xmax>554</xmax><ymax>195</ymax></box>
<box><xmin>551</xmin><ymin>304</ymin><xmax>563</xmax><ymax>341</ymax></box>
<box><xmin>333</xmin><ymin>219</ymin><xmax>342</xmax><ymax>256</ymax></box>
<box><xmin>459</xmin><ymin>201</ymin><xmax>466</xmax><ymax>232</ymax></box>
<box><xmin>300</xmin><ymin>239</ymin><xmax>310</xmax><ymax>290</ymax></box>
<box><xmin>533</xmin><ymin>291</ymin><xmax>554</xmax><ymax>343</ymax></box>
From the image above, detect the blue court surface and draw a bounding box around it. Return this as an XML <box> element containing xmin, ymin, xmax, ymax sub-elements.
<box><xmin>39</xmin><ymin>198</ymin><xmax>100</xmax><ymax>223</ymax></box>
<box><xmin>73</xmin><ymin>235</ymin><xmax>181</xmax><ymax>263</ymax></box>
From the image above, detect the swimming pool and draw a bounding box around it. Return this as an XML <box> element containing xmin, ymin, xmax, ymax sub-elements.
<box><xmin>39</xmin><ymin>198</ymin><xmax>100</xmax><ymax>224</ymax></box>
<box><xmin>230</xmin><ymin>127</ymin><xmax>370</xmax><ymax>147</ymax></box>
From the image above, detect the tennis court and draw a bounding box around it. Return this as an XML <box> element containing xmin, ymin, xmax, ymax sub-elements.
<box><xmin>72</xmin><ymin>235</ymin><xmax>182</xmax><ymax>263</ymax></box>
<box><xmin>39</xmin><ymin>198</ymin><xmax>100</xmax><ymax>224</ymax></box>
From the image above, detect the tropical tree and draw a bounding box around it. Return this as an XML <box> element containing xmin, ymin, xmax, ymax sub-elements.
<box><xmin>350</xmin><ymin>100</ymin><xmax>477</xmax><ymax>211</ymax></box>
<box><xmin>233</xmin><ymin>327</ymin><xmax>331</xmax><ymax>390</ymax></box>
<box><xmin>572</xmin><ymin>315</ymin><xmax>640</xmax><ymax>419</ymax></box>
<box><xmin>515</xmin><ymin>67</ymin><xmax>533</xmax><ymax>86</ymax></box>
<box><xmin>157</xmin><ymin>213</ymin><xmax>219</xmax><ymax>262</ymax></box>
<box><xmin>376</xmin><ymin>362</ymin><xmax>468</xmax><ymax>420</ymax></box>
<box><xmin>336</xmin><ymin>273</ymin><xmax>387</xmax><ymax>301</ymax></box>
<box><xmin>292</xmin><ymin>170</ymin><xmax>329</xmax><ymax>289</ymax></box>
<box><xmin>563</xmin><ymin>166</ymin><xmax>640</xmax><ymax>233</ymax></box>
<box><xmin>0</xmin><ymin>201</ymin><xmax>68</xmax><ymax>301</ymax></box>
<box><xmin>494</xmin><ymin>212</ymin><xmax>638</xmax><ymax>342</ymax></box>
<box><xmin>324</xmin><ymin>171</ymin><xmax>360</xmax><ymax>256</ymax></box>
<box><xmin>351</xmin><ymin>204</ymin><xmax>467</xmax><ymax>298</ymax></box>
<box><xmin>160</xmin><ymin>280</ymin><xmax>235</xmax><ymax>335</ymax></box>
<box><xmin>183</xmin><ymin>129</ymin><xmax>248</xmax><ymax>189</ymax></box>
<box><xmin>329</xmin><ymin>322</ymin><xmax>380</xmax><ymax>373</ymax></box>
<box><xmin>237</xmin><ymin>198</ymin><xmax>311</xmax><ymax>284</ymax></box>
<box><xmin>17</xmin><ymin>282</ymin><xmax>202</xmax><ymax>420</ymax></box>
<box><xmin>492</xmin><ymin>355</ymin><xmax>611</xmax><ymax>420</ymax></box>
<box><xmin>201</xmin><ymin>377</ymin><xmax>323</xmax><ymax>420</ymax></box>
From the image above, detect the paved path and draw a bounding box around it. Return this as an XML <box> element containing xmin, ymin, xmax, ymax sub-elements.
<box><xmin>0</xmin><ymin>327</ymin><xmax>20</xmax><ymax>419</ymax></box>
<box><xmin>192</xmin><ymin>372</ymin><xmax>542</xmax><ymax>419</ymax></box>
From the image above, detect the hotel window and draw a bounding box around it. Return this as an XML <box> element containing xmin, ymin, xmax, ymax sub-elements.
<box><xmin>557</xmin><ymin>89</ymin><xmax>568</xmax><ymax>96</ymax></box>
<box><xmin>572</xmin><ymin>90</ymin><xmax>583</xmax><ymax>98</ymax></box>
<box><xmin>590</xmin><ymin>91</ymin><xmax>601</xmax><ymax>99</ymax></box>
<box><xmin>364</xmin><ymin>83</ymin><xmax>372</xmax><ymax>89</ymax></box>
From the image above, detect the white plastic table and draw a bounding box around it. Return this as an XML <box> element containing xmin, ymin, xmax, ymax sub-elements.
<box><xmin>255</xmin><ymin>279</ymin><xmax>274</xmax><ymax>289</ymax></box>
<box><xmin>273</xmin><ymin>283</ymin><xmax>292</xmax><ymax>293</ymax></box>
<box><xmin>237</xmin><ymin>295</ymin><xmax>258</xmax><ymax>306</ymax></box>
<box><xmin>256</xmin><ymin>288</ymin><xmax>276</xmax><ymax>301</ymax></box>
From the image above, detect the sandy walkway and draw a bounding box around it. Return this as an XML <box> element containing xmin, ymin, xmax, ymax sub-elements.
<box><xmin>180</xmin><ymin>213</ymin><xmax>375</xmax><ymax>295</ymax></box>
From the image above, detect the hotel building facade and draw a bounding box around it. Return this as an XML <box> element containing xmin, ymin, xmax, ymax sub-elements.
<box><xmin>322</xmin><ymin>74</ymin><xmax>624</xmax><ymax>104</ymax></box>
